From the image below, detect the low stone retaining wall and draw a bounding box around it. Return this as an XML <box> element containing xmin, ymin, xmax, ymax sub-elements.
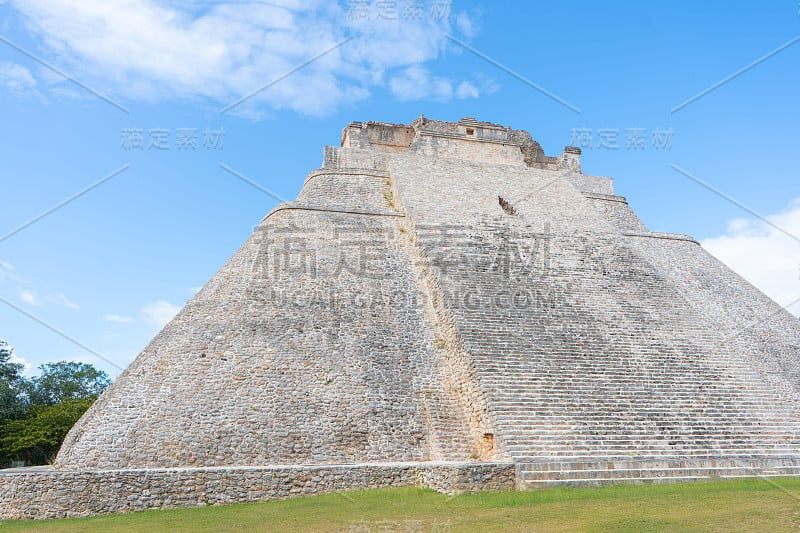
<box><xmin>0</xmin><ymin>461</ymin><xmax>515</xmax><ymax>520</ymax></box>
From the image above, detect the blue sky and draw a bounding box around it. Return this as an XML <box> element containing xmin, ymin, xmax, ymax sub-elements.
<box><xmin>1</xmin><ymin>0</ymin><xmax>799</xmax><ymax>378</ymax></box>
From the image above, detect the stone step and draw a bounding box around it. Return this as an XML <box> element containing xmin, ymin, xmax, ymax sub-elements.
<box><xmin>497</xmin><ymin>422</ymin><xmax>800</xmax><ymax>434</ymax></box>
<box><xmin>491</xmin><ymin>409</ymin><xmax>798</xmax><ymax>416</ymax></box>
<box><xmin>479</xmin><ymin>372</ymin><xmax>776</xmax><ymax>382</ymax></box>
<box><xmin>510</xmin><ymin>452</ymin><xmax>800</xmax><ymax>463</ymax></box>
<box><xmin>486</xmin><ymin>385</ymin><xmax>772</xmax><ymax>391</ymax></box>
<box><xmin>483</xmin><ymin>362</ymin><xmax>711</xmax><ymax>370</ymax></box>
<box><xmin>519</xmin><ymin>465</ymin><xmax>800</xmax><ymax>481</ymax></box>
<box><xmin>504</xmin><ymin>450</ymin><xmax>800</xmax><ymax>458</ymax></box>
<box><xmin>499</xmin><ymin>438</ymin><xmax>800</xmax><ymax>447</ymax></box>
<box><xmin>504</xmin><ymin>441</ymin><xmax>800</xmax><ymax>449</ymax></box>
<box><xmin>494</xmin><ymin>417</ymin><xmax>796</xmax><ymax>425</ymax></box>
<box><xmin>516</xmin><ymin>456</ymin><xmax>800</xmax><ymax>488</ymax></box>
<box><xmin>489</xmin><ymin>402</ymin><xmax>788</xmax><ymax>410</ymax></box>
<box><xmin>482</xmin><ymin>389</ymin><xmax>786</xmax><ymax>398</ymax></box>
<box><xmin>517</xmin><ymin>457</ymin><xmax>800</xmax><ymax>469</ymax></box>
<box><xmin>502</xmin><ymin>431</ymin><xmax>800</xmax><ymax>436</ymax></box>
<box><xmin>519</xmin><ymin>473</ymin><xmax>800</xmax><ymax>488</ymax></box>
<box><xmin>483</xmin><ymin>388</ymin><xmax>787</xmax><ymax>396</ymax></box>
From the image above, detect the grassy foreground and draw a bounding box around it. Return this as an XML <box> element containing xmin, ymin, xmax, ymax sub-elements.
<box><xmin>2</xmin><ymin>478</ymin><xmax>800</xmax><ymax>532</ymax></box>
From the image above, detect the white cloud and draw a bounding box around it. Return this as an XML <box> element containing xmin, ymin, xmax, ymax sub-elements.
<box><xmin>702</xmin><ymin>199</ymin><xmax>800</xmax><ymax>315</ymax></box>
<box><xmin>455</xmin><ymin>80</ymin><xmax>479</xmax><ymax>99</ymax></box>
<box><xmin>50</xmin><ymin>293</ymin><xmax>79</xmax><ymax>310</ymax></box>
<box><xmin>18</xmin><ymin>288</ymin><xmax>37</xmax><ymax>305</ymax></box>
<box><xmin>9</xmin><ymin>353</ymin><xmax>35</xmax><ymax>377</ymax></box>
<box><xmin>389</xmin><ymin>65</ymin><xmax>481</xmax><ymax>102</ymax></box>
<box><xmin>455</xmin><ymin>11</ymin><xmax>478</xmax><ymax>38</ymax></box>
<box><xmin>17</xmin><ymin>287</ymin><xmax>79</xmax><ymax>310</ymax></box>
<box><xmin>103</xmin><ymin>314</ymin><xmax>134</xmax><ymax>323</ymax></box>
<box><xmin>0</xmin><ymin>261</ymin><xmax>23</xmax><ymax>284</ymax></box>
<box><xmin>0</xmin><ymin>62</ymin><xmax>36</xmax><ymax>91</ymax></box>
<box><xmin>8</xmin><ymin>0</ymin><xmax>478</xmax><ymax>116</ymax></box>
<box><xmin>142</xmin><ymin>299</ymin><xmax>182</xmax><ymax>327</ymax></box>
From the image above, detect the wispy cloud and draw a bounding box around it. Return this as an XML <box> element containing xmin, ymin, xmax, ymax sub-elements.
<box><xmin>389</xmin><ymin>65</ymin><xmax>483</xmax><ymax>102</ymax></box>
<box><xmin>141</xmin><ymin>299</ymin><xmax>182</xmax><ymax>327</ymax></box>
<box><xmin>18</xmin><ymin>288</ymin><xmax>37</xmax><ymax>305</ymax></box>
<box><xmin>0</xmin><ymin>61</ymin><xmax>36</xmax><ymax>92</ymax></box>
<box><xmin>454</xmin><ymin>10</ymin><xmax>479</xmax><ymax>38</ymax></box>
<box><xmin>103</xmin><ymin>314</ymin><xmax>133</xmax><ymax>323</ymax></box>
<box><xmin>0</xmin><ymin>261</ymin><xmax>24</xmax><ymax>286</ymax></box>
<box><xmin>702</xmin><ymin>199</ymin><xmax>800</xmax><ymax>315</ymax></box>
<box><xmin>16</xmin><ymin>287</ymin><xmax>79</xmax><ymax>310</ymax></box>
<box><xmin>10</xmin><ymin>353</ymin><xmax>35</xmax><ymax>376</ymax></box>
<box><xmin>8</xmin><ymin>0</ymin><xmax>481</xmax><ymax>116</ymax></box>
<box><xmin>50</xmin><ymin>293</ymin><xmax>79</xmax><ymax>310</ymax></box>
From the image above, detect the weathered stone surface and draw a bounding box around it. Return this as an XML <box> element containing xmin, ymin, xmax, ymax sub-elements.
<box><xmin>2</xmin><ymin>116</ymin><xmax>799</xmax><ymax>518</ymax></box>
<box><xmin>0</xmin><ymin>462</ymin><xmax>515</xmax><ymax>519</ymax></box>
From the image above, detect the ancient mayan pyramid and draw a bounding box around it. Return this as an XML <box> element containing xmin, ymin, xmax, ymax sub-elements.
<box><xmin>54</xmin><ymin>116</ymin><xmax>800</xmax><ymax>490</ymax></box>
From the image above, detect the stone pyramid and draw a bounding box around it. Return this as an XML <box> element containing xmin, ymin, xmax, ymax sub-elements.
<box><xmin>5</xmin><ymin>116</ymin><xmax>800</xmax><ymax>519</ymax></box>
<box><xmin>58</xmin><ymin>116</ymin><xmax>800</xmax><ymax>477</ymax></box>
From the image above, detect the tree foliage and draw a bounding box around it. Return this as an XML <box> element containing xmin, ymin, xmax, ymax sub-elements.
<box><xmin>0</xmin><ymin>339</ymin><xmax>12</xmax><ymax>361</ymax></box>
<box><xmin>0</xmin><ymin>398</ymin><xmax>95</xmax><ymax>466</ymax></box>
<box><xmin>0</xmin><ymin>339</ymin><xmax>112</xmax><ymax>467</ymax></box>
<box><xmin>28</xmin><ymin>361</ymin><xmax>111</xmax><ymax>406</ymax></box>
<box><xmin>0</xmin><ymin>339</ymin><xmax>26</xmax><ymax>421</ymax></box>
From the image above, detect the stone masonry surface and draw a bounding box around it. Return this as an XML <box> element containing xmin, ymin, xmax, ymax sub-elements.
<box><xmin>0</xmin><ymin>462</ymin><xmax>515</xmax><ymax>520</ymax></box>
<box><xmin>2</xmin><ymin>116</ymin><xmax>800</xmax><ymax>518</ymax></box>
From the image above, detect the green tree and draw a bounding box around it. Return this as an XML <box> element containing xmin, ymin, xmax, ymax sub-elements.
<box><xmin>0</xmin><ymin>398</ymin><xmax>95</xmax><ymax>466</ymax></box>
<box><xmin>0</xmin><ymin>357</ymin><xmax>112</xmax><ymax>467</ymax></box>
<box><xmin>0</xmin><ymin>339</ymin><xmax>26</xmax><ymax>421</ymax></box>
<box><xmin>27</xmin><ymin>361</ymin><xmax>111</xmax><ymax>406</ymax></box>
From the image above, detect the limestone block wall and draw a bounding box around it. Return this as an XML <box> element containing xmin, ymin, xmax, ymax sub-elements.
<box><xmin>342</xmin><ymin>121</ymin><xmax>415</xmax><ymax>151</ymax></box>
<box><xmin>584</xmin><ymin>192</ymin><xmax>649</xmax><ymax>232</ymax></box>
<box><xmin>566</xmin><ymin>173</ymin><xmax>614</xmax><ymax>195</ymax></box>
<box><xmin>298</xmin><ymin>169</ymin><xmax>390</xmax><ymax>209</ymax></box>
<box><xmin>323</xmin><ymin>146</ymin><xmax>388</xmax><ymax>172</ymax></box>
<box><xmin>0</xmin><ymin>462</ymin><xmax>516</xmax><ymax>520</ymax></box>
<box><xmin>409</xmin><ymin>133</ymin><xmax>529</xmax><ymax>167</ymax></box>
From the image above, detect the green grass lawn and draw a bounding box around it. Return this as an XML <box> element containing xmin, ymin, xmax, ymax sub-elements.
<box><xmin>2</xmin><ymin>478</ymin><xmax>800</xmax><ymax>532</ymax></box>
